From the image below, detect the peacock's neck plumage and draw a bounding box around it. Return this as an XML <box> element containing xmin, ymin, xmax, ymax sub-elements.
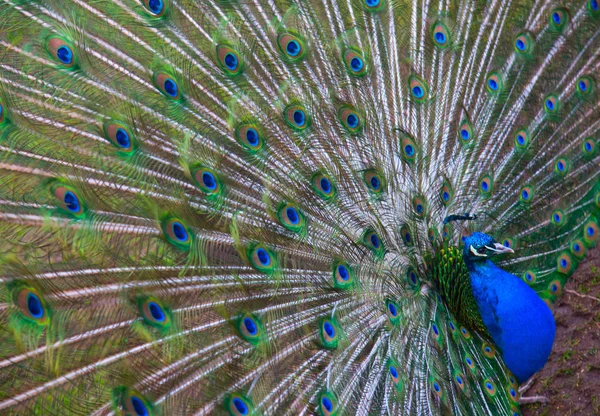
<box><xmin>465</xmin><ymin>258</ymin><xmax>556</xmax><ymax>383</ymax></box>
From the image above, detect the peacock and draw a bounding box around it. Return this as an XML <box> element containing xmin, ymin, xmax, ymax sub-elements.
<box><xmin>0</xmin><ymin>0</ymin><xmax>598</xmax><ymax>414</ymax></box>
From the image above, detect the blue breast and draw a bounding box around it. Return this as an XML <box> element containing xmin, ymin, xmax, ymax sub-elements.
<box><xmin>468</xmin><ymin>260</ymin><xmax>556</xmax><ymax>383</ymax></box>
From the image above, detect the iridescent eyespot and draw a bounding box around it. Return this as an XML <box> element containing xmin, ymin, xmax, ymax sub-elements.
<box><xmin>318</xmin><ymin>391</ymin><xmax>338</xmax><ymax>416</ymax></box>
<box><xmin>550</xmin><ymin>8</ymin><xmax>568</xmax><ymax>31</ymax></box>
<box><xmin>277</xmin><ymin>33</ymin><xmax>305</xmax><ymax>61</ymax></box>
<box><xmin>225</xmin><ymin>394</ymin><xmax>254</xmax><ymax>416</ymax></box>
<box><xmin>440</xmin><ymin>182</ymin><xmax>453</xmax><ymax>205</ymax></box>
<box><xmin>458</xmin><ymin>118</ymin><xmax>474</xmax><ymax>144</ymax></box>
<box><xmin>502</xmin><ymin>238</ymin><xmax>515</xmax><ymax>250</ymax></box>
<box><xmin>406</xmin><ymin>267</ymin><xmax>419</xmax><ymax>287</ymax></box>
<box><xmin>544</xmin><ymin>94</ymin><xmax>559</xmax><ymax>114</ymax></box>
<box><xmin>141</xmin><ymin>0</ymin><xmax>167</xmax><ymax>16</ymax></box>
<box><xmin>453</xmin><ymin>372</ymin><xmax>466</xmax><ymax>391</ymax></box>
<box><xmin>465</xmin><ymin>354</ymin><xmax>476</xmax><ymax>371</ymax></box>
<box><xmin>442</xmin><ymin>223</ymin><xmax>452</xmax><ymax>240</ymax></box>
<box><xmin>114</xmin><ymin>387</ymin><xmax>153</xmax><ymax>416</ymax></box>
<box><xmin>161</xmin><ymin>217</ymin><xmax>192</xmax><ymax>249</ymax></box>
<box><xmin>216</xmin><ymin>45</ymin><xmax>243</xmax><ymax>76</ymax></box>
<box><xmin>548</xmin><ymin>279</ymin><xmax>563</xmax><ymax>296</ymax></box>
<box><xmin>103</xmin><ymin>121</ymin><xmax>136</xmax><ymax>153</ymax></box>
<box><xmin>13</xmin><ymin>284</ymin><xmax>49</xmax><ymax>325</ymax></box>
<box><xmin>519</xmin><ymin>185</ymin><xmax>534</xmax><ymax>203</ymax></box>
<box><xmin>234</xmin><ymin>123</ymin><xmax>264</xmax><ymax>151</ymax></box>
<box><xmin>408</xmin><ymin>75</ymin><xmax>429</xmax><ymax>102</ymax></box>
<box><xmin>514</xmin><ymin>32</ymin><xmax>534</xmax><ymax>55</ymax></box>
<box><xmin>51</xmin><ymin>183</ymin><xmax>85</xmax><ymax>217</ymax></box>
<box><xmin>138</xmin><ymin>296</ymin><xmax>171</xmax><ymax>328</ymax></box>
<box><xmin>570</xmin><ymin>239</ymin><xmax>586</xmax><ymax>258</ymax></box>
<box><xmin>400</xmin><ymin>225</ymin><xmax>414</xmax><ymax>247</ymax></box>
<box><xmin>277</xmin><ymin>202</ymin><xmax>306</xmax><ymax>233</ymax></box>
<box><xmin>412</xmin><ymin>196</ymin><xmax>427</xmax><ymax>218</ymax></box>
<box><xmin>583</xmin><ymin>218</ymin><xmax>599</xmax><ymax>246</ymax></box>
<box><xmin>363</xmin><ymin>229</ymin><xmax>384</xmax><ymax>255</ymax></box>
<box><xmin>431</xmin><ymin>379</ymin><xmax>443</xmax><ymax>398</ymax></box>
<box><xmin>386</xmin><ymin>300</ymin><xmax>400</xmax><ymax>325</ymax></box>
<box><xmin>333</xmin><ymin>261</ymin><xmax>354</xmax><ymax>289</ymax></box>
<box><xmin>582</xmin><ymin>138</ymin><xmax>596</xmax><ymax>156</ymax></box>
<box><xmin>189</xmin><ymin>165</ymin><xmax>223</xmax><ymax>196</ymax></box>
<box><xmin>431</xmin><ymin>21</ymin><xmax>451</xmax><ymax>48</ymax></box>
<box><xmin>551</xmin><ymin>210</ymin><xmax>564</xmax><ymax>226</ymax></box>
<box><xmin>460</xmin><ymin>326</ymin><xmax>471</xmax><ymax>339</ymax></box>
<box><xmin>478</xmin><ymin>174</ymin><xmax>493</xmax><ymax>197</ymax></box>
<box><xmin>508</xmin><ymin>386</ymin><xmax>519</xmax><ymax>403</ymax></box>
<box><xmin>343</xmin><ymin>49</ymin><xmax>368</xmax><ymax>77</ymax></box>
<box><xmin>236</xmin><ymin>313</ymin><xmax>264</xmax><ymax>345</ymax></box>
<box><xmin>338</xmin><ymin>106</ymin><xmax>363</xmax><ymax>133</ymax></box>
<box><xmin>153</xmin><ymin>72</ymin><xmax>181</xmax><ymax>100</ymax></box>
<box><xmin>523</xmin><ymin>270</ymin><xmax>537</xmax><ymax>284</ymax></box>
<box><xmin>363</xmin><ymin>0</ymin><xmax>384</xmax><ymax>11</ymax></box>
<box><xmin>247</xmin><ymin>243</ymin><xmax>277</xmax><ymax>274</ymax></box>
<box><xmin>482</xmin><ymin>343</ymin><xmax>495</xmax><ymax>358</ymax></box>
<box><xmin>483</xmin><ymin>378</ymin><xmax>497</xmax><ymax>397</ymax></box>
<box><xmin>428</xmin><ymin>227</ymin><xmax>439</xmax><ymax>244</ymax></box>
<box><xmin>319</xmin><ymin>317</ymin><xmax>340</xmax><ymax>349</ymax></box>
<box><xmin>46</xmin><ymin>37</ymin><xmax>77</xmax><ymax>68</ymax></box>
<box><xmin>284</xmin><ymin>104</ymin><xmax>310</xmax><ymax>131</ymax></box>
<box><xmin>363</xmin><ymin>169</ymin><xmax>385</xmax><ymax>194</ymax></box>
<box><xmin>557</xmin><ymin>252</ymin><xmax>573</xmax><ymax>274</ymax></box>
<box><xmin>514</xmin><ymin>128</ymin><xmax>530</xmax><ymax>150</ymax></box>
<box><xmin>312</xmin><ymin>172</ymin><xmax>336</xmax><ymax>200</ymax></box>
<box><xmin>486</xmin><ymin>72</ymin><xmax>503</xmax><ymax>94</ymax></box>
<box><xmin>554</xmin><ymin>157</ymin><xmax>569</xmax><ymax>176</ymax></box>
<box><xmin>576</xmin><ymin>76</ymin><xmax>594</xmax><ymax>97</ymax></box>
<box><xmin>588</xmin><ymin>0</ymin><xmax>599</xmax><ymax>16</ymax></box>
<box><xmin>399</xmin><ymin>134</ymin><xmax>418</xmax><ymax>162</ymax></box>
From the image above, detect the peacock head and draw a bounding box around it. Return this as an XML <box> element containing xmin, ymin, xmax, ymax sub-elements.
<box><xmin>461</xmin><ymin>232</ymin><xmax>514</xmax><ymax>263</ymax></box>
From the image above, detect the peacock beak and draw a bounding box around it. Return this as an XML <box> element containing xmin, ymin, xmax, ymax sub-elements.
<box><xmin>487</xmin><ymin>242</ymin><xmax>514</xmax><ymax>255</ymax></box>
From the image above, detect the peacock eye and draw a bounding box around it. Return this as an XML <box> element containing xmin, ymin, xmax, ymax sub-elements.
<box><xmin>477</xmin><ymin>247</ymin><xmax>486</xmax><ymax>254</ymax></box>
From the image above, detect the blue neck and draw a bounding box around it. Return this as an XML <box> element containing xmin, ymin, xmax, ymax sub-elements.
<box><xmin>467</xmin><ymin>259</ymin><xmax>556</xmax><ymax>383</ymax></box>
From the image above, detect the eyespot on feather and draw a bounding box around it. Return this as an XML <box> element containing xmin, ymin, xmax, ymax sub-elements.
<box><xmin>318</xmin><ymin>391</ymin><xmax>339</xmax><ymax>416</ymax></box>
<box><xmin>412</xmin><ymin>196</ymin><xmax>427</xmax><ymax>218</ymax></box>
<box><xmin>557</xmin><ymin>252</ymin><xmax>574</xmax><ymax>274</ymax></box>
<box><xmin>551</xmin><ymin>210</ymin><xmax>564</xmax><ymax>227</ymax></box>
<box><xmin>458</xmin><ymin>118</ymin><xmax>474</xmax><ymax>144</ymax></box>
<box><xmin>161</xmin><ymin>217</ymin><xmax>192</xmax><ymax>249</ymax></box>
<box><xmin>138</xmin><ymin>296</ymin><xmax>171</xmax><ymax>328</ymax></box>
<box><xmin>236</xmin><ymin>313</ymin><xmax>264</xmax><ymax>344</ymax></box>
<box><xmin>153</xmin><ymin>72</ymin><xmax>181</xmax><ymax>100</ymax></box>
<box><xmin>486</xmin><ymin>72</ymin><xmax>503</xmax><ymax>94</ymax></box>
<box><xmin>216</xmin><ymin>45</ymin><xmax>243</xmax><ymax>76</ymax></box>
<box><xmin>277</xmin><ymin>202</ymin><xmax>305</xmax><ymax>233</ymax></box>
<box><xmin>408</xmin><ymin>75</ymin><xmax>429</xmax><ymax>102</ymax></box>
<box><xmin>431</xmin><ymin>21</ymin><xmax>451</xmax><ymax>48</ymax></box>
<box><xmin>224</xmin><ymin>394</ymin><xmax>254</xmax><ymax>416</ymax></box>
<box><xmin>311</xmin><ymin>172</ymin><xmax>336</xmax><ymax>200</ymax></box>
<box><xmin>478</xmin><ymin>174</ymin><xmax>493</xmax><ymax>198</ymax></box>
<box><xmin>440</xmin><ymin>181</ymin><xmax>453</xmax><ymax>205</ymax></box>
<box><xmin>113</xmin><ymin>386</ymin><xmax>153</xmax><ymax>416</ymax></box>
<box><xmin>519</xmin><ymin>185</ymin><xmax>534</xmax><ymax>203</ymax></box>
<box><xmin>363</xmin><ymin>169</ymin><xmax>385</xmax><ymax>194</ymax></box>
<box><xmin>284</xmin><ymin>104</ymin><xmax>310</xmax><ymax>131</ymax></box>
<box><xmin>190</xmin><ymin>165</ymin><xmax>222</xmax><ymax>195</ymax></box>
<box><xmin>386</xmin><ymin>300</ymin><xmax>400</xmax><ymax>325</ymax></box>
<box><xmin>522</xmin><ymin>270</ymin><xmax>537</xmax><ymax>284</ymax></box>
<box><xmin>400</xmin><ymin>135</ymin><xmax>418</xmax><ymax>162</ymax></box>
<box><xmin>338</xmin><ymin>106</ymin><xmax>363</xmax><ymax>133</ymax></box>
<box><xmin>570</xmin><ymin>239</ymin><xmax>586</xmax><ymax>258</ymax></box>
<box><xmin>514</xmin><ymin>128</ymin><xmax>530</xmax><ymax>150</ymax></box>
<box><xmin>14</xmin><ymin>285</ymin><xmax>49</xmax><ymax>325</ymax></box>
<box><xmin>141</xmin><ymin>0</ymin><xmax>167</xmax><ymax>16</ymax></box>
<box><xmin>483</xmin><ymin>378</ymin><xmax>497</xmax><ymax>397</ymax></box>
<box><xmin>582</xmin><ymin>137</ymin><xmax>596</xmax><ymax>157</ymax></box>
<box><xmin>514</xmin><ymin>32</ymin><xmax>534</xmax><ymax>55</ymax></box>
<box><xmin>576</xmin><ymin>75</ymin><xmax>595</xmax><ymax>97</ymax></box>
<box><xmin>363</xmin><ymin>0</ymin><xmax>385</xmax><ymax>11</ymax></box>
<box><xmin>549</xmin><ymin>8</ymin><xmax>569</xmax><ymax>31</ymax></box>
<box><xmin>277</xmin><ymin>33</ymin><xmax>306</xmax><ymax>61</ymax></box>
<box><xmin>103</xmin><ymin>121</ymin><xmax>135</xmax><ymax>153</ymax></box>
<box><xmin>46</xmin><ymin>36</ymin><xmax>77</xmax><ymax>68</ymax></box>
<box><xmin>247</xmin><ymin>243</ymin><xmax>278</xmax><ymax>274</ymax></box>
<box><xmin>319</xmin><ymin>317</ymin><xmax>340</xmax><ymax>349</ymax></box>
<box><xmin>51</xmin><ymin>183</ymin><xmax>85</xmax><ymax>217</ymax></box>
<box><xmin>400</xmin><ymin>225</ymin><xmax>414</xmax><ymax>247</ymax></box>
<box><xmin>343</xmin><ymin>48</ymin><xmax>368</xmax><ymax>77</ymax></box>
<box><xmin>544</xmin><ymin>94</ymin><xmax>559</xmax><ymax>114</ymax></box>
<box><xmin>332</xmin><ymin>261</ymin><xmax>354</xmax><ymax>289</ymax></box>
<box><xmin>583</xmin><ymin>218</ymin><xmax>599</xmax><ymax>247</ymax></box>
